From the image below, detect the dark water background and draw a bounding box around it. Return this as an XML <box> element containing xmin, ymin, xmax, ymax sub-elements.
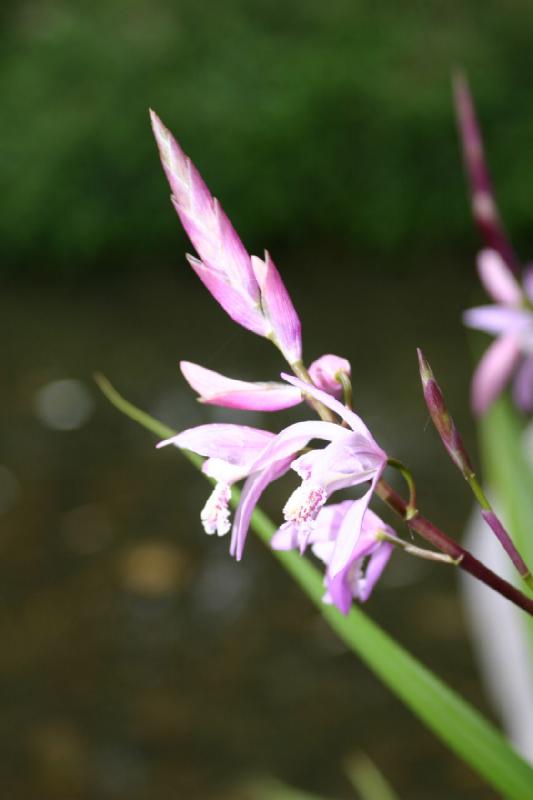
<box><xmin>0</xmin><ymin>255</ymin><xmax>505</xmax><ymax>799</ymax></box>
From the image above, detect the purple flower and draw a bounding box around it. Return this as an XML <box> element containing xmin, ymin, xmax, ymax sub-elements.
<box><xmin>157</xmin><ymin>423</ymin><xmax>277</xmax><ymax>536</ymax></box>
<box><xmin>157</xmin><ymin>373</ymin><xmax>387</xmax><ymax>582</ymax></box>
<box><xmin>150</xmin><ymin>111</ymin><xmax>302</xmax><ymax>364</ymax></box>
<box><xmin>463</xmin><ymin>249</ymin><xmax>533</xmax><ymax>414</ymax></box>
<box><xmin>179</xmin><ymin>354</ymin><xmax>351</xmax><ymax>412</ymax></box>
<box><xmin>230</xmin><ymin>373</ymin><xmax>387</xmax><ymax>574</ymax></box>
<box><xmin>272</xmin><ymin>502</ymin><xmax>396</xmax><ymax>612</ymax></box>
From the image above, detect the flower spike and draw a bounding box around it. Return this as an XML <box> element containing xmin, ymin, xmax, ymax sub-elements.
<box><xmin>150</xmin><ymin>110</ymin><xmax>302</xmax><ymax>364</ymax></box>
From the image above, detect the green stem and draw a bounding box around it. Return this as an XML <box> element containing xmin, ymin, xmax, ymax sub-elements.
<box><xmin>466</xmin><ymin>471</ymin><xmax>492</xmax><ymax>511</ymax></box>
<box><xmin>290</xmin><ymin>360</ymin><xmax>337</xmax><ymax>423</ymax></box>
<box><xmin>386</xmin><ymin>458</ymin><xmax>417</xmax><ymax>519</ymax></box>
<box><xmin>376</xmin><ymin>531</ymin><xmax>461</xmax><ymax>565</ymax></box>
<box><xmin>336</xmin><ymin>370</ymin><xmax>353</xmax><ymax>411</ymax></box>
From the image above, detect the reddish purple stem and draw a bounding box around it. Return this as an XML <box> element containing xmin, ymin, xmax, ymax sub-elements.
<box><xmin>481</xmin><ymin>510</ymin><xmax>531</xmax><ymax>578</ymax></box>
<box><xmin>376</xmin><ymin>479</ymin><xmax>533</xmax><ymax>616</ymax></box>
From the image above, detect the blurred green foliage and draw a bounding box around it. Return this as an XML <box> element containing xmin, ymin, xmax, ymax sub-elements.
<box><xmin>2</xmin><ymin>0</ymin><xmax>533</xmax><ymax>276</ymax></box>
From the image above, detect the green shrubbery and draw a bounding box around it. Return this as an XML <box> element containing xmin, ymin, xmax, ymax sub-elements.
<box><xmin>3</xmin><ymin>0</ymin><xmax>533</xmax><ymax>275</ymax></box>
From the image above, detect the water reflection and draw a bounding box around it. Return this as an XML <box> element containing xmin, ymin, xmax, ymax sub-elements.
<box><xmin>61</xmin><ymin>504</ymin><xmax>114</xmax><ymax>555</ymax></box>
<box><xmin>34</xmin><ymin>378</ymin><xmax>94</xmax><ymax>431</ymax></box>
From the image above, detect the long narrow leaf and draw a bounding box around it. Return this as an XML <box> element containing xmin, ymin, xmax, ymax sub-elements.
<box><xmin>345</xmin><ymin>753</ymin><xmax>399</xmax><ymax>800</ymax></box>
<box><xmin>97</xmin><ymin>375</ymin><xmax>533</xmax><ymax>800</ymax></box>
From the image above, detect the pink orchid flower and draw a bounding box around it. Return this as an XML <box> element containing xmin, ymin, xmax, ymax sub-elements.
<box><xmin>230</xmin><ymin>373</ymin><xmax>387</xmax><ymax>579</ymax></box>
<box><xmin>150</xmin><ymin>111</ymin><xmax>301</xmax><ymax>364</ymax></box>
<box><xmin>157</xmin><ymin>423</ymin><xmax>279</xmax><ymax>536</ymax></box>
<box><xmin>180</xmin><ymin>354</ymin><xmax>351</xmax><ymax>412</ymax></box>
<box><xmin>272</xmin><ymin>502</ymin><xmax>396</xmax><ymax>612</ymax></box>
<box><xmin>463</xmin><ymin>249</ymin><xmax>533</xmax><ymax>414</ymax></box>
<box><xmin>157</xmin><ymin>373</ymin><xmax>387</xmax><ymax>591</ymax></box>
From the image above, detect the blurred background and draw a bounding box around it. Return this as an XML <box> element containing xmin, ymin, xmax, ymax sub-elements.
<box><xmin>2</xmin><ymin>1</ymin><xmax>533</xmax><ymax>797</ymax></box>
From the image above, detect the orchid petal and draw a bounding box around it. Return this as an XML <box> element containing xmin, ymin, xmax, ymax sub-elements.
<box><xmin>150</xmin><ymin>111</ymin><xmax>212</xmax><ymax>219</ymax></box>
<box><xmin>326</xmin><ymin>491</ymin><xmax>373</xmax><ymax>614</ymax></box>
<box><xmin>477</xmin><ymin>249</ymin><xmax>522</xmax><ymax>306</ymax></box>
<box><xmin>326</xmin><ymin>466</ymin><xmax>385</xmax><ymax>614</ymax></box>
<box><xmin>309</xmin><ymin>435</ymin><xmax>387</xmax><ymax>494</ymax></box>
<box><xmin>186</xmin><ymin>255</ymin><xmax>269</xmax><ymax>336</ymax></box>
<box><xmin>359</xmin><ymin>543</ymin><xmax>394</xmax><ymax>602</ymax></box>
<box><xmin>361</xmin><ymin>507</ymin><xmax>395</xmax><ymax>538</ymax></box>
<box><xmin>308</xmin><ymin>354</ymin><xmax>351</xmax><ymax>399</ymax></box>
<box><xmin>471</xmin><ymin>335</ymin><xmax>522</xmax><ymax>415</ymax></box>
<box><xmin>252</xmin><ymin>252</ymin><xmax>302</xmax><ymax>364</ymax></box>
<box><xmin>289</xmin><ymin>449</ymin><xmax>322</xmax><ymax>480</ymax></box>
<box><xmin>463</xmin><ymin>305</ymin><xmax>533</xmax><ymax>336</ymax></box>
<box><xmin>180</xmin><ymin>361</ymin><xmax>302</xmax><ymax>411</ymax></box>
<box><xmin>157</xmin><ymin>423</ymin><xmax>274</xmax><ymax>464</ymax></box>
<box><xmin>281</xmin><ymin>373</ymin><xmax>384</xmax><ymax>451</ymax></box>
<box><xmin>248</xmin><ymin>420</ymin><xmax>350</xmax><ymax>473</ymax></box>
<box><xmin>313</xmin><ymin>500</ymin><xmax>354</xmax><ymax>537</ymax></box>
<box><xmin>270</xmin><ymin>523</ymin><xmax>299</xmax><ymax>551</ymax></box>
<box><xmin>513</xmin><ymin>355</ymin><xmax>533</xmax><ymax>413</ymax></box>
<box><xmin>273</xmin><ymin>500</ymin><xmax>352</xmax><ymax>557</ymax></box>
<box><xmin>151</xmin><ymin>111</ymin><xmax>259</xmax><ymax>303</ymax></box>
<box><xmin>231</xmin><ymin>456</ymin><xmax>294</xmax><ymax>560</ymax></box>
<box><xmin>201</xmin><ymin>457</ymin><xmax>250</xmax><ymax>484</ymax></box>
<box><xmin>308</xmin><ymin>501</ymin><xmax>354</xmax><ymax>560</ymax></box>
<box><xmin>311</xmin><ymin>540</ymin><xmax>335</xmax><ymax>563</ymax></box>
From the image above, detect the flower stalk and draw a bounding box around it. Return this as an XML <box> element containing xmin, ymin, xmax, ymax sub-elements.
<box><xmin>336</xmin><ymin>369</ymin><xmax>353</xmax><ymax>410</ymax></box>
<box><xmin>417</xmin><ymin>348</ymin><xmax>532</xmax><ymax>587</ymax></box>
<box><xmin>374</xmin><ymin>478</ymin><xmax>533</xmax><ymax>614</ymax></box>
<box><xmin>375</xmin><ymin>530</ymin><xmax>461</xmax><ymax>565</ymax></box>
<box><xmin>386</xmin><ymin>458</ymin><xmax>417</xmax><ymax>519</ymax></box>
<box><xmin>290</xmin><ymin>359</ymin><xmax>338</xmax><ymax>423</ymax></box>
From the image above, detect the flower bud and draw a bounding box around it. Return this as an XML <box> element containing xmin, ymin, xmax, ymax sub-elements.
<box><xmin>417</xmin><ymin>349</ymin><xmax>473</xmax><ymax>478</ymax></box>
<box><xmin>308</xmin><ymin>354</ymin><xmax>351</xmax><ymax>399</ymax></box>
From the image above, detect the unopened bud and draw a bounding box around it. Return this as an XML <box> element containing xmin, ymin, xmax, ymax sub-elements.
<box><xmin>417</xmin><ymin>348</ymin><xmax>473</xmax><ymax>478</ymax></box>
<box><xmin>452</xmin><ymin>70</ymin><xmax>519</xmax><ymax>275</ymax></box>
<box><xmin>308</xmin><ymin>354</ymin><xmax>351</xmax><ymax>400</ymax></box>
